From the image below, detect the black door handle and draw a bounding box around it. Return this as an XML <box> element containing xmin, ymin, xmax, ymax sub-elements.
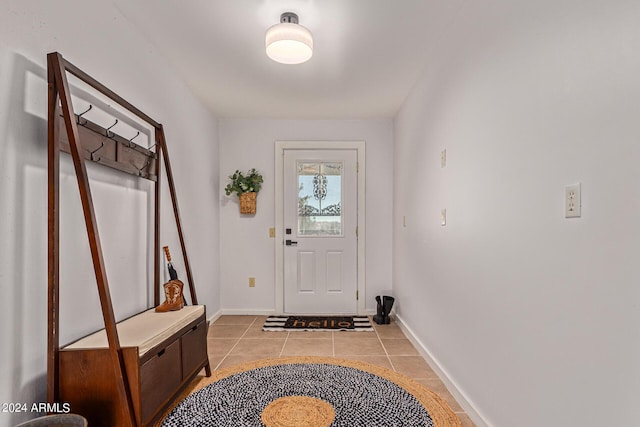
<box><xmin>285</xmin><ymin>240</ymin><xmax>298</xmax><ymax>246</ymax></box>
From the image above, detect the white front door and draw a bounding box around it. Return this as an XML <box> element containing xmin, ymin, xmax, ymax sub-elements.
<box><xmin>283</xmin><ymin>149</ymin><xmax>358</xmax><ymax>314</ymax></box>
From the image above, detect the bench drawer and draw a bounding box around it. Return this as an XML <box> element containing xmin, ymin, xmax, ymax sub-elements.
<box><xmin>181</xmin><ymin>320</ymin><xmax>207</xmax><ymax>379</ymax></box>
<box><xmin>140</xmin><ymin>339</ymin><xmax>181</xmax><ymax>423</ymax></box>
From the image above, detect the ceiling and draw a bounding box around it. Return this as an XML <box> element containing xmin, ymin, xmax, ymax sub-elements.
<box><xmin>114</xmin><ymin>0</ymin><xmax>462</xmax><ymax>119</ymax></box>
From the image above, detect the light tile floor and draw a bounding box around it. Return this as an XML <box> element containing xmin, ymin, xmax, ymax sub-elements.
<box><xmin>203</xmin><ymin>315</ymin><xmax>475</xmax><ymax>426</ymax></box>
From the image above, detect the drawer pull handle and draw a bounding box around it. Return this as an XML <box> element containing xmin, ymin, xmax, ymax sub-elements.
<box><xmin>157</xmin><ymin>349</ymin><xmax>166</xmax><ymax>357</ymax></box>
<box><xmin>191</xmin><ymin>325</ymin><xmax>198</xmax><ymax>331</ymax></box>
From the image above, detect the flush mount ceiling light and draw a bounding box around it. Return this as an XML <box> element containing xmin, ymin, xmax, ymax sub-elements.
<box><xmin>265</xmin><ymin>12</ymin><xmax>313</xmax><ymax>65</ymax></box>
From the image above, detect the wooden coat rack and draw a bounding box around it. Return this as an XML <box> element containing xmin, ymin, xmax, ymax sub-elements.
<box><xmin>47</xmin><ymin>52</ymin><xmax>209</xmax><ymax>426</ymax></box>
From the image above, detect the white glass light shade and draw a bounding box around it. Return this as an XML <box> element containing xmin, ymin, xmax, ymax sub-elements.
<box><xmin>265</xmin><ymin>22</ymin><xmax>313</xmax><ymax>64</ymax></box>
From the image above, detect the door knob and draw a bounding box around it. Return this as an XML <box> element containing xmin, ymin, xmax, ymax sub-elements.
<box><xmin>285</xmin><ymin>240</ymin><xmax>298</xmax><ymax>246</ymax></box>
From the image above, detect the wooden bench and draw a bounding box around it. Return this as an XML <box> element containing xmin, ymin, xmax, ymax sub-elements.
<box><xmin>59</xmin><ymin>306</ymin><xmax>208</xmax><ymax>427</ymax></box>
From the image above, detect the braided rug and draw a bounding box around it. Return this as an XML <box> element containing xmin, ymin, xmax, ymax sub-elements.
<box><xmin>158</xmin><ymin>357</ymin><xmax>461</xmax><ymax>427</ymax></box>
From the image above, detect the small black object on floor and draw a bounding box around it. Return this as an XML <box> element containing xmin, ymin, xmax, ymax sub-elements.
<box><xmin>373</xmin><ymin>295</ymin><xmax>395</xmax><ymax>325</ymax></box>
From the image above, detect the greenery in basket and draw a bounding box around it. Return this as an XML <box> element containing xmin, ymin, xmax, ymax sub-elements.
<box><xmin>224</xmin><ymin>168</ymin><xmax>264</xmax><ymax>197</ymax></box>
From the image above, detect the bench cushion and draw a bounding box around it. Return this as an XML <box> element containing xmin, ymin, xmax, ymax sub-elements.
<box><xmin>63</xmin><ymin>305</ymin><xmax>205</xmax><ymax>356</ymax></box>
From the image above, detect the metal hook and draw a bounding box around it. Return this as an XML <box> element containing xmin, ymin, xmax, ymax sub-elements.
<box><xmin>136</xmin><ymin>159</ymin><xmax>151</xmax><ymax>177</ymax></box>
<box><xmin>128</xmin><ymin>131</ymin><xmax>140</xmax><ymax>147</ymax></box>
<box><xmin>88</xmin><ymin>142</ymin><xmax>105</xmax><ymax>162</ymax></box>
<box><xmin>105</xmin><ymin>119</ymin><xmax>118</xmax><ymax>138</ymax></box>
<box><xmin>76</xmin><ymin>105</ymin><xmax>93</xmax><ymax>125</ymax></box>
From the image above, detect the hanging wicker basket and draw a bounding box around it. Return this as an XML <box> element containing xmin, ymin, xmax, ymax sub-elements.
<box><xmin>239</xmin><ymin>192</ymin><xmax>257</xmax><ymax>215</ymax></box>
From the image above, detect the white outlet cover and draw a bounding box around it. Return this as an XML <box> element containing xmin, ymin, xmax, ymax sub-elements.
<box><xmin>565</xmin><ymin>183</ymin><xmax>581</xmax><ymax>218</ymax></box>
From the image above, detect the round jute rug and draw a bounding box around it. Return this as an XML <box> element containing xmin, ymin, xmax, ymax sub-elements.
<box><xmin>157</xmin><ymin>357</ymin><xmax>461</xmax><ymax>427</ymax></box>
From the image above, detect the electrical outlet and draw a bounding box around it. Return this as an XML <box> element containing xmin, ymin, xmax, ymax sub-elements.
<box><xmin>565</xmin><ymin>184</ymin><xmax>581</xmax><ymax>218</ymax></box>
<box><xmin>441</xmin><ymin>208</ymin><xmax>447</xmax><ymax>226</ymax></box>
<box><xmin>249</xmin><ymin>277</ymin><xmax>256</xmax><ymax>287</ymax></box>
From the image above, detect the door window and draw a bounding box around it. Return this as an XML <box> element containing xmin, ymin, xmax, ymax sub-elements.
<box><xmin>297</xmin><ymin>162</ymin><xmax>342</xmax><ymax>236</ymax></box>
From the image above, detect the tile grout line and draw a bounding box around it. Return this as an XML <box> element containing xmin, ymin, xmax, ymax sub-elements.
<box><xmin>331</xmin><ymin>331</ymin><xmax>335</xmax><ymax>357</ymax></box>
<box><xmin>212</xmin><ymin>319</ymin><xmax>257</xmax><ymax>371</ymax></box>
<box><xmin>279</xmin><ymin>331</ymin><xmax>290</xmax><ymax>357</ymax></box>
<box><xmin>372</xmin><ymin>320</ymin><xmax>396</xmax><ymax>372</ymax></box>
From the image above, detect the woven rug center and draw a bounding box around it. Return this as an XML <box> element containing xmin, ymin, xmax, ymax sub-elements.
<box><xmin>261</xmin><ymin>395</ymin><xmax>335</xmax><ymax>427</ymax></box>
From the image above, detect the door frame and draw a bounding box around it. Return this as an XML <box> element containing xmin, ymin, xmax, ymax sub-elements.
<box><xmin>275</xmin><ymin>141</ymin><xmax>366</xmax><ymax>315</ymax></box>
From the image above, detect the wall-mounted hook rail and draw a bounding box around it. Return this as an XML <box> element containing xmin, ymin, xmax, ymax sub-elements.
<box><xmin>76</xmin><ymin>105</ymin><xmax>93</xmax><ymax>126</ymax></box>
<box><xmin>105</xmin><ymin>119</ymin><xmax>118</xmax><ymax>138</ymax></box>
<box><xmin>56</xmin><ymin>104</ymin><xmax>157</xmax><ymax>181</ymax></box>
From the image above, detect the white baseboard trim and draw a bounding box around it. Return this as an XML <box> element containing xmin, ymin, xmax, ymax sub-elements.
<box><xmin>207</xmin><ymin>309</ymin><xmax>222</xmax><ymax>325</ymax></box>
<box><xmin>394</xmin><ymin>313</ymin><xmax>490</xmax><ymax>427</ymax></box>
<box><xmin>216</xmin><ymin>309</ymin><xmax>377</xmax><ymax>317</ymax></box>
<box><xmin>220</xmin><ymin>308</ymin><xmax>277</xmax><ymax>316</ymax></box>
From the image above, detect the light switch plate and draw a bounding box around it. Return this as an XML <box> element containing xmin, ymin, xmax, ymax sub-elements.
<box><xmin>441</xmin><ymin>149</ymin><xmax>447</xmax><ymax>168</ymax></box>
<box><xmin>565</xmin><ymin>184</ymin><xmax>581</xmax><ymax>218</ymax></box>
<box><xmin>441</xmin><ymin>208</ymin><xmax>447</xmax><ymax>226</ymax></box>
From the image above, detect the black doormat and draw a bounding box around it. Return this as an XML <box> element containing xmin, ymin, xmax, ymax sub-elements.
<box><xmin>263</xmin><ymin>316</ymin><xmax>374</xmax><ymax>331</ymax></box>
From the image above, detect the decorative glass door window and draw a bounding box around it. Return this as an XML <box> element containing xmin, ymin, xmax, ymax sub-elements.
<box><xmin>297</xmin><ymin>162</ymin><xmax>342</xmax><ymax>236</ymax></box>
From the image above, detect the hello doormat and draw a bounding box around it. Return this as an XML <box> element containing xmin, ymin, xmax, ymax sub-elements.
<box><xmin>263</xmin><ymin>316</ymin><xmax>374</xmax><ymax>332</ymax></box>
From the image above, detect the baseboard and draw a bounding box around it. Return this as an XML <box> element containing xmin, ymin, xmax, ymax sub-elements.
<box><xmin>207</xmin><ymin>309</ymin><xmax>222</xmax><ymax>325</ymax></box>
<box><xmin>219</xmin><ymin>309</ymin><xmax>377</xmax><ymax>316</ymax></box>
<box><xmin>220</xmin><ymin>308</ymin><xmax>277</xmax><ymax>316</ymax></box>
<box><xmin>394</xmin><ymin>314</ymin><xmax>490</xmax><ymax>427</ymax></box>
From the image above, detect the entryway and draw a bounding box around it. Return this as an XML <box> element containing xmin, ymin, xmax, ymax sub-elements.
<box><xmin>275</xmin><ymin>141</ymin><xmax>366</xmax><ymax>315</ymax></box>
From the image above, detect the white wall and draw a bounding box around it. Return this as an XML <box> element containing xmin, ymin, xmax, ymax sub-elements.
<box><xmin>219</xmin><ymin>119</ymin><xmax>393</xmax><ymax>314</ymax></box>
<box><xmin>0</xmin><ymin>2</ymin><xmax>220</xmax><ymax>425</ymax></box>
<box><xmin>393</xmin><ymin>0</ymin><xmax>640</xmax><ymax>426</ymax></box>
